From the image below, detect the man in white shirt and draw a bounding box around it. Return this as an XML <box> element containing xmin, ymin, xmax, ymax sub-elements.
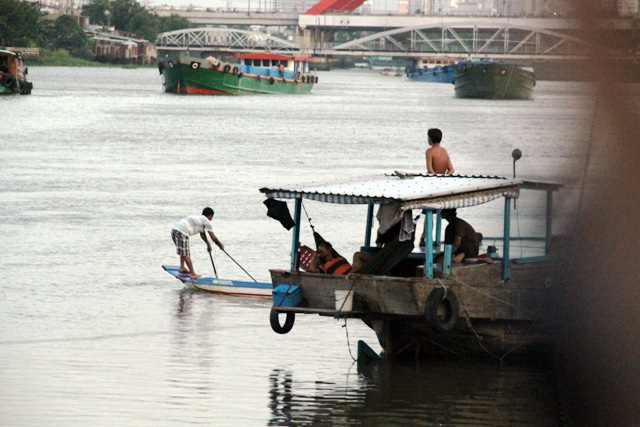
<box><xmin>171</xmin><ymin>207</ymin><xmax>224</xmax><ymax>279</ymax></box>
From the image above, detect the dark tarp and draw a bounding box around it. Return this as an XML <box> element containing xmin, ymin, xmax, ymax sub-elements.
<box><xmin>263</xmin><ymin>198</ymin><xmax>295</xmax><ymax>230</ymax></box>
<box><xmin>358</xmin><ymin>236</ymin><xmax>415</xmax><ymax>276</ymax></box>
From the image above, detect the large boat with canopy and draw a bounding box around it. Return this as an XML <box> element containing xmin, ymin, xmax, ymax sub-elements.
<box><xmin>158</xmin><ymin>53</ymin><xmax>317</xmax><ymax>95</ymax></box>
<box><xmin>0</xmin><ymin>49</ymin><xmax>32</xmax><ymax>95</ymax></box>
<box><xmin>261</xmin><ymin>172</ymin><xmax>562</xmax><ymax>361</ymax></box>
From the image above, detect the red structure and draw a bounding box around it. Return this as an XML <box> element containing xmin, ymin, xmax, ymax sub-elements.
<box><xmin>303</xmin><ymin>0</ymin><xmax>367</xmax><ymax>15</ymax></box>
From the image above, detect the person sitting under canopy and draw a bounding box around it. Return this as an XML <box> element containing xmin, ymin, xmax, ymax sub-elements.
<box><xmin>309</xmin><ymin>241</ymin><xmax>352</xmax><ymax>275</ymax></box>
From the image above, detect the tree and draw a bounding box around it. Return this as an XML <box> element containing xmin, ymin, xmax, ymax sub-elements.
<box><xmin>81</xmin><ymin>0</ymin><xmax>111</xmax><ymax>26</ymax></box>
<box><xmin>159</xmin><ymin>14</ymin><xmax>190</xmax><ymax>33</ymax></box>
<box><xmin>0</xmin><ymin>0</ymin><xmax>45</xmax><ymax>47</ymax></box>
<box><xmin>49</xmin><ymin>15</ymin><xmax>88</xmax><ymax>55</ymax></box>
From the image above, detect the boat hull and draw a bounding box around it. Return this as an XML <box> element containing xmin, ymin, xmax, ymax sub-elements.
<box><xmin>160</xmin><ymin>57</ymin><xmax>314</xmax><ymax>95</ymax></box>
<box><xmin>454</xmin><ymin>63</ymin><xmax>535</xmax><ymax>100</ymax></box>
<box><xmin>162</xmin><ymin>265</ymin><xmax>272</xmax><ymax>297</ymax></box>
<box><xmin>270</xmin><ymin>261</ymin><xmax>555</xmax><ymax>359</ymax></box>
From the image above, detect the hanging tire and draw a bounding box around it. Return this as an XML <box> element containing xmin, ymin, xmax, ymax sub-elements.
<box><xmin>237</xmin><ymin>72</ymin><xmax>243</xmax><ymax>78</ymax></box>
<box><xmin>270</xmin><ymin>308</ymin><xmax>295</xmax><ymax>334</ymax></box>
<box><xmin>425</xmin><ymin>287</ymin><xmax>459</xmax><ymax>333</ymax></box>
<box><xmin>269</xmin><ymin>77</ymin><xmax>275</xmax><ymax>85</ymax></box>
<box><xmin>315</xmin><ymin>76</ymin><xmax>319</xmax><ymax>83</ymax></box>
<box><xmin>223</xmin><ymin>64</ymin><xmax>231</xmax><ymax>73</ymax></box>
<box><xmin>190</xmin><ymin>61</ymin><xmax>199</xmax><ymax>70</ymax></box>
<box><xmin>232</xmin><ymin>66</ymin><xmax>239</xmax><ymax>75</ymax></box>
<box><xmin>301</xmin><ymin>75</ymin><xmax>306</xmax><ymax>83</ymax></box>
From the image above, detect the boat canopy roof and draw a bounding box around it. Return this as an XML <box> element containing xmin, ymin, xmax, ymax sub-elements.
<box><xmin>0</xmin><ymin>49</ymin><xmax>17</xmax><ymax>57</ymax></box>
<box><xmin>234</xmin><ymin>53</ymin><xmax>312</xmax><ymax>62</ymax></box>
<box><xmin>260</xmin><ymin>173</ymin><xmax>561</xmax><ymax>210</ymax></box>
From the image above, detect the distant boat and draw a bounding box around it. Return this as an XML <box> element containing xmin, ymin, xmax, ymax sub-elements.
<box><xmin>406</xmin><ymin>57</ymin><xmax>461</xmax><ymax>83</ymax></box>
<box><xmin>159</xmin><ymin>53</ymin><xmax>317</xmax><ymax>95</ymax></box>
<box><xmin>380</xmin><ymin>67</ymin><xmax>403</xmax><ymax>76</ymax></box>
<box><xmin>0</xmin><ymin>49</ymin><xmax>32</xmax><ymax>95</ymax></box>
<box><xmin>453</xmin><ymin>61</ymin><xmax>536</xmax><ymax>100</ymax></box>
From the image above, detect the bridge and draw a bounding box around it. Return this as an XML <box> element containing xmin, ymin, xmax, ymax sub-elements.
<box><xmin>156</xmin><ymin>19</ymin><xmax>634</xmax><ymax>60</ymax></box>
<box><xmin>153</xmin><ymin>8</ymin><xmax>637</xmax><ymax>32</ymax></box>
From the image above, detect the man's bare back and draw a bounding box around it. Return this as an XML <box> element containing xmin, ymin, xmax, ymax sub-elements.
<box><xmin>426</xmin><ymin>145</ymin><xmax>455</xmax><ymax>175</ymax></box>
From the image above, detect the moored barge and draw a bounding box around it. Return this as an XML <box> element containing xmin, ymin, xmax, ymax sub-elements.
<box><xmin>453</xmin><ymin>61</ymin><xmax>535</xmax><ymax>100</ymax></box>
<box><xmin>262</xmin><ymin>173</ymin><xmax>562</xmax><ymax>360</ymax></box>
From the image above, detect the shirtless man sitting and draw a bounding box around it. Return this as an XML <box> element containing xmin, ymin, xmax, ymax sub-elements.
<box><xmin>425</xmin><ymin>128</ymin><xmax>455</xmax><ymax>175</ymax></box>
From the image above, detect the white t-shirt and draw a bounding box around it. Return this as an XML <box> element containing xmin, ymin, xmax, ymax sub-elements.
<box><xmin>173</xmin><ymin>215</ymin><xmax>213</xmax><ymax>236</ymax></box>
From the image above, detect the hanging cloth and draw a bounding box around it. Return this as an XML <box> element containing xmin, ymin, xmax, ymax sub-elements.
<box><xmin>263</xmin><ymin>198</ymin><xmax>295</xmax><ymax>230</ymax></box>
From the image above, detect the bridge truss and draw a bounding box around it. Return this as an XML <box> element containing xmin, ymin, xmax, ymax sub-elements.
<box><xmin>326</xmin><ymin>22</ymin><xmax>603</xmax><ymax>59</ymax></box>
<box><xmin>156</xmin><ymin>27</ymin><xmax>298</xmax><ymax>53</ymax></box>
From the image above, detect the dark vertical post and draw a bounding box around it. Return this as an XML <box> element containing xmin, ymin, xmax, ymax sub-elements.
<box><xmin>545</xmin><ymin>190</ymin><xmax>553</xmax><ymax>254</ymax></box>
<box><xmin>425</xmin><ymin>210</ymin><xmax>433</xmax><ymax>279</ymax></box>
<box><xmin>290</xmin><ymin>197</ymin><xmax>302</xmax><ymax>271</ymax></box>
<box><xmin>364</xmin><ymin>203</ymin><xmax>374</xmax><ymax>247</ymax></box>
<box><xmin>503</xmin><ymin>197</ymin><xmax>511</xmax><ymax>280</ymax></box>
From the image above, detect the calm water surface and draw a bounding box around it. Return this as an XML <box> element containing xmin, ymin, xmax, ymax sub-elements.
<box><xmin>1</xmin><ymin>67</ymin><xmax>595</xmax><ymax>425</ymax></box>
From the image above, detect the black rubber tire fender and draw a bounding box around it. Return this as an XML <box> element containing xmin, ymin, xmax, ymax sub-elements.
<box><xmin>314</xmin><ymin>76</ymin><xmax>319</xmax><ymax>84</ymax></box>
<box><xmin>270</xmin><ymin>307</ymin><xmax>295</xmax><ymax>334</ymax></box>
<box><xmin>425</xmin><ymin>287</ymin><xmax>459</xmax><ymax>333</ymax></box>
<box><xmin>223</xmin><ymin>64</ymin><xmax>231</xmax><ymax>73</ymax></box>
<box><xmin>269</xmin><ymin>77</ymin><xmax>275</xmax><ymax>85</ymax></box>
<box><xmin>232</xmin><ymin>66</ymin><xmax>239</xmax><ymax>75</ymax></box>
<box><xmin>190</xmin><ymin>61</ymin><xmax>199</xmax><ymax>70</ymax></box>
<box><xmin>301</xmin><ymin>75</ymin><xmax>306</xmax><ymax>83</ymax></box>
<box><xmin>237</xmin><ymin>72</ymin><xmax>243</xmax><ymax>78</ymax></box>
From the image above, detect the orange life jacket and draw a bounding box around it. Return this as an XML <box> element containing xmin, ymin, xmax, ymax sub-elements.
<box><xmin>320</xmin><ymin>256</ymin><xmax>352</xmax><ymax>275</ymax></box>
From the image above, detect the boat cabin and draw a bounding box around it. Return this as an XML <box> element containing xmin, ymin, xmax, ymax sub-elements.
<box><xmin>261</xmin><ymin>173</ymin><xmax>561</xmax><ymax>281</ymax></box>
<box><xmin>412</xmin><ymin>57</ymin><xmax>461</xmax><ymax>70</ymax></box>
<box><xmin>234</xmin><ymin>53</ymin><xmax>312</xmax><ymax>79</ymax></box>
<box><xmin>0</xmin><ymin>49</ymin><xmax>31</xmax><ymax>95</ymax></box>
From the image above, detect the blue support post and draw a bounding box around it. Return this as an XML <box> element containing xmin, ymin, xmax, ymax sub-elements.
<box><xmin>443</xmin><ymin>244</ymin><xmax>452</xmax><ymax>276</ymax></box>
<box><xmin>545</xmin><ymin>191</ymin><xmax>553</xmax><ymax>254</ymax></box>
<box><xmin>435</xmin><ymin>210</ymin><xmax>442</xmax><ymax>245</ymax></box>
<box><xmin>364</xmin><ymin>203</ymin><xmax>374</xmax><ymax>247</ymax></box>
<box><xmin>290</xmin><ymin>198</ymin><xmax>302</xmax><ymax>271</ymax></box>
<box><xmin>425</xmin><ymin>210</ymin><xmax>433</xmax><ymax>279</ymax></box>
<box><xmin>503</xmin><ymin>197</ymin><xmax>511</xmax><ymax>281</ymax></box>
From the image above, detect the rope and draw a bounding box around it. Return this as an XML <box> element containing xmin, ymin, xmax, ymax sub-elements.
<box><xmin>454</xmin><ymin>275</ymin><xmax>544</xmax><ymax>364</ymax></box>
<box><xmin>450</xmin><ymin>274</ymin><xmax>540</xmax><ymax>317</ymax></box>
<box><xmin>301</xmin><ymin>201</ymin><xmax>315</xmax><ymax>232</ymax></box>
<box><xmin>342</xmin><ymin>319</ymin><xmax>357</xmax><ymax>362</ymax></box>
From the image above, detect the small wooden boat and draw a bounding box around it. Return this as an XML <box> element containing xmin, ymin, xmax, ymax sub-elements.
<box><xmin>162</xmin><ymin>265</ymin><xmax>272</xmax><ymax>297</ymax></box>
<box><xmin>261</xmin><ymin>173</ymin><xmax>562</xmax><ymax>360</ymax></box>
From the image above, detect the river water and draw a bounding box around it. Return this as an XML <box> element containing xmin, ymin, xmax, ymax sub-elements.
<box><xmin>1</xmin><ymin>67</ymin><xmax>597</xmax><ymax>425</ymax></box>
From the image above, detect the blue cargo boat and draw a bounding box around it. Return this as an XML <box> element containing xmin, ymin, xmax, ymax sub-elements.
<box><xmin>406</xmin><ymin>57</ymin><xmax>461</xmax><ymax>83</ymax></box>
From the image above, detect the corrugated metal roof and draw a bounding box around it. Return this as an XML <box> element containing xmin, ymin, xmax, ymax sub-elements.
<box><xmin>260</xmin><ymin>173</ymin><xmax>523</xmax><ymax>207</ymax></box>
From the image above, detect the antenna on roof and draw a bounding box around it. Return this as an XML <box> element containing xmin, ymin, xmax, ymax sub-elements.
<box><xmin>512</xmin><ymin>149</ymin><xmax>522</xmax><ymax>178</ymax></box>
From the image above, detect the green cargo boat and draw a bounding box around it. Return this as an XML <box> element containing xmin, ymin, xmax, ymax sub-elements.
<box><xmin>159</xmin><ymin>53</ymin><xmax>316</xmax><ymax>95</ymax></box>
<box><xmin>0</xmin><ymin>49</ymin><xmax>32</xmax><ymax>95</ymax></box>
<box><xmin>453</xmin><ymin>61</ymin><xmax>535</xmax><ymax>100</ymax></box>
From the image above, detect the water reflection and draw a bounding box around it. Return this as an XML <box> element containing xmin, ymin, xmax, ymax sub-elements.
<box><xmin>268</xmin><ymin>360</ymin><xmax>561</xmax><ymax>426</ymax></box>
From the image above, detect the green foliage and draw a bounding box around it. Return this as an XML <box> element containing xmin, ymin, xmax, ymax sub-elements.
<box><xmin>159</xmin><ymin>14</ymin><xmax>190</xmax><ymax>33</ymax></box>
<box><xmin>31</xmin><ymin>48</ymin><xmax>105</xmax><ymax>66</ymax></box>
<box><xmin>0</xmin><ymin>0</ymin><xmax>46</xmax><ymax>47</ymax></box>
<box><xmin>49</xmin><ymin>15</ymin><xmax>88</xmax><ymax>55</ymax></box>
<box><xmin>81</xmin><ymin>0</ymin><xmax>111</xmax><ymax>26</ymax></box>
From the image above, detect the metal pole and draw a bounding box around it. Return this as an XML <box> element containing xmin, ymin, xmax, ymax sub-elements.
<box><xmin>545</xmin><ymin>190</ymin><xmax>553</xmax><ymax>254</ymax></box>
<box><xmin>364</xmin><ymin>203</ymin><xmax>374</xmax><ymax>247</ymax></box>
<box><xmin>435</xmin><ymin>210</ymin><xmax>442</xmax><ymax>245</ymax></box>
<box><xmin>290</xmin><ymin>197</ymin><xmax>302</xmax><ymax>271</ymax></box>
<box><xmin>503</xmin><ymin>197</ymin><xmax>511</xmax><ymax>280</ymax></box>
<box><xmin>425</xmin><ymin>210</ymin><xmax>433</xmax><ymax>279</ymax></box>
